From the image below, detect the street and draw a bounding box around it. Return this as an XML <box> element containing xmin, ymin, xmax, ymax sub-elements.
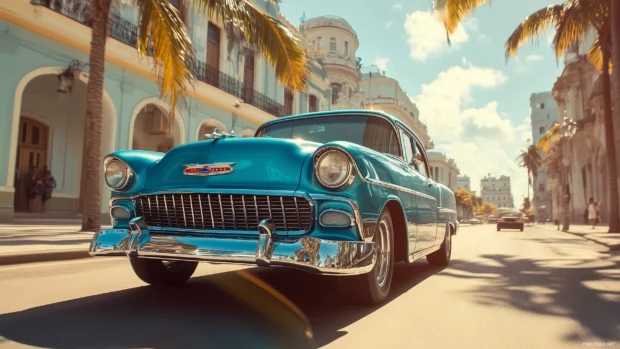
<box><xmin>0</xmin><ymin>224</ymin><xmax>619</xmax><ymax>349</ymax></box>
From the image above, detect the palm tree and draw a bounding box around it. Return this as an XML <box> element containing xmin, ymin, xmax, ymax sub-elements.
<box><xmin>432</xmin><ymin>0</ymin><xmax>620</xmax><ymax>233</ymax></box>
<box><xmin>80</xmin><ymin>0</ymin><xmax>310</xmax><ymax>230</ymax></box>
<box><xmin>504</xmin><ymin>0</ymin><xmax>619</xmax><ymax>233</ymax></box>
<box><xmin>612</xmin><ymin>0</ymin><xmax>620</xmax><ymax>186</ymax></box>
<box><xmin>516</xmin><ymin>144</ymin><xmax>542</xmax><ymax>201</ymax></box>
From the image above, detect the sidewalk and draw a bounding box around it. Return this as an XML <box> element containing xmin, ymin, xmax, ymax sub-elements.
<box><xmin>536</xmin><ymin>223</ymin><xmax>620</xmax><ymax>251</ymax></box>
<box><xmin>0</xmin><ymin>224</ymin><xmax>98</xmax><ymax>266</ymax></box>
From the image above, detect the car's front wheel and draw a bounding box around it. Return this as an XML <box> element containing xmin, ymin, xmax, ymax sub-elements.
<box><xmin>337</xmin><ymin>209</ymin><xmax>394</xmax><ymax>306</ymax></box>
<box><xmin>130</xmin><ymin>258</ymin><xmax>198</xmax><ymax>286</ymax></box>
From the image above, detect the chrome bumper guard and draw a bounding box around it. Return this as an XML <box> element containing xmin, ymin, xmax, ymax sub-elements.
<box><xmin>89</xmin><ymin>217</ymin><xmax>376</xmax><ymax>275</ymax></box>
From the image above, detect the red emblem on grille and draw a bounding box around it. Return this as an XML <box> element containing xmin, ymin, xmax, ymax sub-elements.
<box><xmin>184</xmin><ymin>163</ymin><xmax>236</xmax><ymax>176</ymax></box>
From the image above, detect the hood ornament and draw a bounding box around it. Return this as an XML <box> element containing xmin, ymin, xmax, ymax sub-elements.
<box><xmin>184</xmin><ymin>162</ymin><xmax>236</xmax><ymax>176</ymax></box>
<box><xmin>205</xmin><ymin>128</ymin><xmax>236</xmax><ymax>140</ymax></box>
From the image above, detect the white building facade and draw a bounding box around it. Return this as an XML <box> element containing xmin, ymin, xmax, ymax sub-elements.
<box><xmin>548</xmin><ymin>27</ymin><xmax>608</xmax><ymax>223</ymax></box>
<box><xmin>530</xmin><ymin>91</ymin><xmax>557</xmax><ymax>220</ymax></box>
<box><xmin>481</xmin><ymin>174</ymin><xmax>515</xmax><ymax>208</ymax></box>
<box><xmin>457</xmin><ymin>175</ymin><xmax>471</xmax><ymax>191</ymax></box>
<box><xmin>427</xmin><ymin>151</ymin><xmax>459</xmax><ymax>191</ymax></box>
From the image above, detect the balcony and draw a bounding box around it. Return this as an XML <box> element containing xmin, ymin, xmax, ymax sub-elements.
<box><xmin>31</xmin><ymin>0</ymin><xmax>284</xmax><ymax>117</ymax></box>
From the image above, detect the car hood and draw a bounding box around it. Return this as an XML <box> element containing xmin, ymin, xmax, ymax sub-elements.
<box><xmin>142</xmin><ymin>138</ymin><xmax>320</xmax><ymax>193</ymax></box>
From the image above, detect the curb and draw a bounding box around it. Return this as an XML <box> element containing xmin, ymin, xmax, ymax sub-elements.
<box><xmin>561</xmin><ymin>231</ymin><xmax>620</xmax><ymax>251</ymax></box>
<box><xmin>0</xmin><ymin>249</ymin><xmax>91</xmax><ymax>266</ymax></box>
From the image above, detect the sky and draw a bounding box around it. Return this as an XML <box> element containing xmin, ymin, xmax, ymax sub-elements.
<box><xmin>278</xmin><ymin>0</ymin><xmax>566</xmax><ymax>206</ymax></box>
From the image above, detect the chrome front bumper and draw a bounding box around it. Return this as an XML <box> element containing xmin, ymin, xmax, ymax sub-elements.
<box><xmin>89</xmin><ymin>218</ymin><xmax>376</xmax><ymax>275</ymax></box>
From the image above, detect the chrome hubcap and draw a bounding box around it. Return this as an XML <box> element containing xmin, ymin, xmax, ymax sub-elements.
<box><xmin>375</xmin><ymin>219</ymin><xmax>391</xmax><ymax>288</ymax></box>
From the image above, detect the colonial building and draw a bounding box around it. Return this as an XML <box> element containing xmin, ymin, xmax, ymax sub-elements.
<box><xmin>300</xmin><ymin>16</ymin><xmax>366</xmax><ymax>110</ymax></box>
<box><xmin>0</xmin><ymin>0</ymin><xmax>331</xmax><ymax>223</ymax></box>
<box><xmin>529</xmin><ymin>91</ymin><xmax>557</xmax><ymax>220</ymax></box>
<box><xmin>359</xmin><ymin>67</ymin><xmax>432</xmax><ymax>149</ymax></box>
<box><xmin>548</xmin><ymin>28</ymin><xmax>608</xmax><ymax>224</ymax></box>
<box><xmin>457</xmin><ymin>175</ymin><xmax>471</xmax><ymax>191</ymax></box>
<box><xmin>427</xmin><ymin>151</ymin><xmax>459</xmax><ymax>191</ymax></box>
<box><xmin>481</xmin><ymin>174</ymin><xmax>514</xmax><ymax>208</ymax></box>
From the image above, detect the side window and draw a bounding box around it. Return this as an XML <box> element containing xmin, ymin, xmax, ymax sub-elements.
<box><xmin>362</xmin><ymin>117</ymin><xmax>401</xmax><ymax>158</ymax></box>
<box><xmin>414</xmin><ymin>143</ymin><xmax>430</xmax><ymax>178</ymax></box>
<box><xmin>400</xmin><ymin>130</ymin><xmax>414</xmax><ymax>166</ymax></box>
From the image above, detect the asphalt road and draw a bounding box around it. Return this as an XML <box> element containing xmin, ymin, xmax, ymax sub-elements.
<box><xmin>0</xmin><ymin>223</ymin><xmax>619</xmax><ymax>349</ymax></box>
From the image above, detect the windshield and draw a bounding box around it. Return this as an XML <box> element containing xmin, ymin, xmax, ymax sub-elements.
<box><xmin>257</xmin><ymin>115</ymin><xmax>402</xmax><ymax>157</ymax></box>
<box><xmin>498</xmin><ymin>209</ymin><xmax>521</xmax><ymax>217</ymax></box>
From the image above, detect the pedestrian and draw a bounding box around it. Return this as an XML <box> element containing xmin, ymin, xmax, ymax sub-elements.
<box><xmin>41</xmin><ymin>168</ymin><xmax>56</xmax><ymax>213</ymax></box>
<box><xmin>587</xmin><ymin>197</ymin><xmax>598</xmax><ymax>229</ymax></box>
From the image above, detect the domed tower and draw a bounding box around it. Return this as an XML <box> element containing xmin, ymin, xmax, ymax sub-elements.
<box><xmin>301</xmin><ymin>16</ymin><xmax>365</xmax><ymax>109</ymax></box>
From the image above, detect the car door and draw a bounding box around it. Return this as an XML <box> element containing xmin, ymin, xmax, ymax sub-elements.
<box><xmin>398</xmin><ymin>129</ymin><xmax>420</xmax><ymax>255</ymax></box>
<box><xmin>410</xmin><ymin>140</ymin><xmax>439</xmax><ymax>251</ymax></box>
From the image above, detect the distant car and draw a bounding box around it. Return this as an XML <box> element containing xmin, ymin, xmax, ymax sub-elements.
<box><xmin>89</xmin><ymin>110</ymin><xmax>458</xmax><ymax>306</ymax></box>
<box><xmin>487</xmin><ymin>215</ymin><xmax>498</xmax><ymax>223</ymax></box>
<box><xmin>496</xmin><ymin>208</ymin><xmax>525</xmax><ymax>231</ymax></box>
<box><xmin>469</xmin><ymin>218</ymin><xmax>481</xmax><ymax>224</ymax></box>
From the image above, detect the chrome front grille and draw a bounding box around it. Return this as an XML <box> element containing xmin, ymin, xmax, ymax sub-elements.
<box><xmin>135</xmin><ymin>193</ymin><xmax>313</xmax><ymax>232</ymax></box>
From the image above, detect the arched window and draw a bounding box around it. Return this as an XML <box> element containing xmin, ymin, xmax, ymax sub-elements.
<box><xmin>344</xmin><ymin>41</ymin><xmax>349</xmax><ymax>56</ymax></box>
<box><xmin>329</xmin><ymin>37</ymin><xmax>336</xmax><ymax>52</ymax></box>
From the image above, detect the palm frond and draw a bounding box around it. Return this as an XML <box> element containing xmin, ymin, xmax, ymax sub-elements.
<box><xmin>504</xmin><ymin>4</ymin><xmax>564</xmax><ymax>59</ymax></box>
<box><xmin>136</xmin><ymin>0</ymin><xmax>195</xmax><ymax>125</ymax></box>
<box><xmin>191</xmin><ymin>0</ymin><xmax>310</xmax><ymax>92</ymax></box>
<box><xmin>537</xmin><ymin>123</ymin><xmax>562</xmax><ymax>152</ymax></box>
<box><xmin>587</xmin><ymin>36</ymin><xmax>613</xmax><ymax>74</ymax></box>
<box><xmin>552</xmin><ymin>0</ymin><xmax>592</xmax><ymax>58</ymax></box>
<box><xmin>433</xmin><ymin>0</ymin><xmax>492</xmax><ymax>38</ymax></box>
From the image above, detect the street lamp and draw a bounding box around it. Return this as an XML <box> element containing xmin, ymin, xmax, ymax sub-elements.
<box><xmin>559</xmin><ymin>111</ymin><xmax>576</xmax><ymax>231</ymax></box>
<box><xmin>57</xmin><ymin>60</ymin><xmax>88</xmax><ymax>93</ymax></box>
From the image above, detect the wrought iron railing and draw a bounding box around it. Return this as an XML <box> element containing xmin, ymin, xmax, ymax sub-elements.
<box><xmin>32</xmin><ymin>0</ymin><xmax>284</xmax><ymax>117</ymax></box>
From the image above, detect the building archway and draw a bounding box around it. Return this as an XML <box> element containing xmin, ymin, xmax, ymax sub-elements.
<box><xmin>196</xmin><ymin>119</ymin><xmax>229</xmax><ymax>141</ymax></box>
<box><xmin>8</xmin><ymin>66</ymin><xmax>117</xmax><ymax>216</ymax></box>
<box><xmin>129</xmin><ymin>98</ymin><xmax>184</xmax><ymax>152</ymax></box>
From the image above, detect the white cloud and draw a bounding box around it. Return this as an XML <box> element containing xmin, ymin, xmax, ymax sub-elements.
<box><xmin>374</xmin><ymin>56</ymin><xmax>390</xmax><ymax>72</ymax></box>
<box><xmin>411</xmin><ymin>63</ymin><xmax>532</xmax><ymax>203</ymax></box>
<box><xmin>404</xmin><ymin>11</ymin><xmax>471</xmax><ymax>61</ymax></box>
<box><xmin>526</xmin><ymin>54</ymin><xmax>544</xmax><ymax>61</ymax></box>
<box><xmin>477</xmin><ymin>33</ymin><xmax>491</xmax><ymax>43</ymax></box>
<box><xmin>385</xmin><ymin>20</ymin><xmax>393</xmax><ymax>30</ymax></box>
<box><xmin>392</xmin><ymin>3</ymin><xmax>403</xmax><ymax>11</ymax></box>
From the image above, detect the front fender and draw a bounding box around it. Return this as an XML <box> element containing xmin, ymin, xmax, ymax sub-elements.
<box><xmin>106</xmin><ymin>150</ymin><xmax>164</xmax><ymax>197</ymax></box>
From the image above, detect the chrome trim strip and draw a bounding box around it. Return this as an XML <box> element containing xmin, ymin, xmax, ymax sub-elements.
<box><xmin>439</xmin><ymin>208</ymin><xmax>457</xmax><ymax>214</ymax></box>
<box><xmin>364</xmin><ymin>177</ymin><xmax>437</xmax><ymax>201</ymax></box>
<box><xmin>89</xmin><ymin>218</ymin><xmax>376</xmax><ymax>275</ymax></box>
<box><xmin>319</xmin><ymin>209</ymin><xmax>356</xmax><ymax>228</ymax></box>
<box><xmin>198</xmin><ymin>195</ymin><xmax>205</xmax><ymax>228</ymax></box>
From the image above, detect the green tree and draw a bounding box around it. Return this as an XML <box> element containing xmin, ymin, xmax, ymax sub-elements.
<box><xmin>80</xmin><ymin>0</ymin><xmax>310</xmax><ymax>230</ymax></box>
<box><xmin>516</xmin><ymin>144</ymin><xmax>542</xmax><ymax>200</ymax></box>
<box><xmin>521</xmin><ymin>197</ymin><xmax>531</xmax><ymax>213</ymax></box>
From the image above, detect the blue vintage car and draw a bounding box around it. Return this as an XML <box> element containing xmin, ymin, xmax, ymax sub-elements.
<box><xmin>90</xmin><ymin>110</ymin><xmax>458</xmax><ymax>305</ymax></box>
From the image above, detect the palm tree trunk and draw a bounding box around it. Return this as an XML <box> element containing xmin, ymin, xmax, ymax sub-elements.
<box><xmin>81</xmin><ymin>0</ymin><xmax>112</xmax><ymax>231</ymax></box>
<box><xmin>601</xmin><ymin>43</ymin><xmax>620</xmax><ymax>233</ymax></box>
<box><xmin>610</xmin><ymin>0</ymin><xmax>620</xmax><ymax>233</ymax></box>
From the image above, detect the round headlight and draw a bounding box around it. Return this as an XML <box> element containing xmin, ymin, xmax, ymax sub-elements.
<box><xmin>104</xmin><ymin>158</ymin><xmax>130</xmax><ymax>190</ymax></box>
<box><xmin>315</xmin><ymin>150</ymin><xmax>353</xmax><ymax>189</ymax></box>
